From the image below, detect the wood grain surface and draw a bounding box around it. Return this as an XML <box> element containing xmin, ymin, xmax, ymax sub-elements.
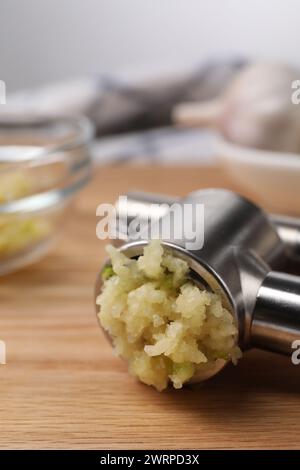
<box><xmin>1</xmin><ymin>165</ymin><xmax>299</xmax><ymax>450</ymax></box>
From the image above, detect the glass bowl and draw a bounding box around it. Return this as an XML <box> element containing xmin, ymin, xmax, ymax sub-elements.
<box><xmin>0</xmin><ymin>116</ymin><xmax>94</xmax><ymax>275</ymax></box>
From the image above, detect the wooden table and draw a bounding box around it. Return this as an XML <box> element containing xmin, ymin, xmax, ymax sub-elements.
<box><xmin>1</xmin><ymin>165</ymin><xmax>299</xmax><ymax>450</ymax></box>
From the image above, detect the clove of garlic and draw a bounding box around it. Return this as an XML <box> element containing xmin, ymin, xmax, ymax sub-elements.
<box><xmin>174</xmin><ymin>63</ymin><xmax>300</xmax><ymax>154</ymax></box>
<box><xmin>219</xmin><ymin>63</ymin><xmax>300</xmax><ymax>153</ymax></box>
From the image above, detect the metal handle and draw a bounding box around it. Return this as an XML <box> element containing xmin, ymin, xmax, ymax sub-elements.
<box><xmin>270</xmin><ymin>214</ymin><xmax>300</xmax><ymax>261</ymax></box>
<box><xmin>251</xmin><ymin>271</ymin><xmax>300</xmax><ymax>355</ymax></box>
<box><xmin>115</xmin><ymin>191</ymin><xmax>300</xmax><ymax>261</ymax></box>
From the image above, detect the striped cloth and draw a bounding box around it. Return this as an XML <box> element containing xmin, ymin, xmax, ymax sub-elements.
<box><xmin>1</xmin><ymin>60</ymin><xmax>244</xmax><ymax>164</ymax></box>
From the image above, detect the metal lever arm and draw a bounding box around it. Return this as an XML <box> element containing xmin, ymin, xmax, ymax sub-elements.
<box><xmin>270</xmin><ymin>214</ymin><xmax>300</xmax><ymax>261</ymax></box>
<box><xmin>116</xmin><ymin>191</ymin><xmax>300</xmax><ymax>261</ymax></box>
<box><xmin>251</xmin><ymin>271</ymin><xmax>300</xmax><ymax>355</ymax></box>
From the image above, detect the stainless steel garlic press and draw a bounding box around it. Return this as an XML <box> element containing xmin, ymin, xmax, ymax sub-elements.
<box><xmin>96</xmin><ymin>188</ymin><xmax>300</xmax><ymax>380</ymax></box>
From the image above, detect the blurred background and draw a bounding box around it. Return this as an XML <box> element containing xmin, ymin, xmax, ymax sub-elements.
<box><xmin>1</xmin><ymin>0</ymin><xmax>300</xmax><ymax>277</ymax></box>
<box><xmin>1</xmin><ymin>0</ymin><xmax>300</xmax><ymax>91</ymax></box>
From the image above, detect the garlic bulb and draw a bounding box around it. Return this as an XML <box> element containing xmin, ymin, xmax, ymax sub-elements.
<box><xmin>174</xmin><ymin>63</ymin><xmax>300</xmax><ymax>153</ymax></box>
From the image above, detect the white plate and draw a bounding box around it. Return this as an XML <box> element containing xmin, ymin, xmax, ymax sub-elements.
<box><xmin>217</xmin><ymin>138</ymin><xmax>300</xmax><ymax>215</ymax></box>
